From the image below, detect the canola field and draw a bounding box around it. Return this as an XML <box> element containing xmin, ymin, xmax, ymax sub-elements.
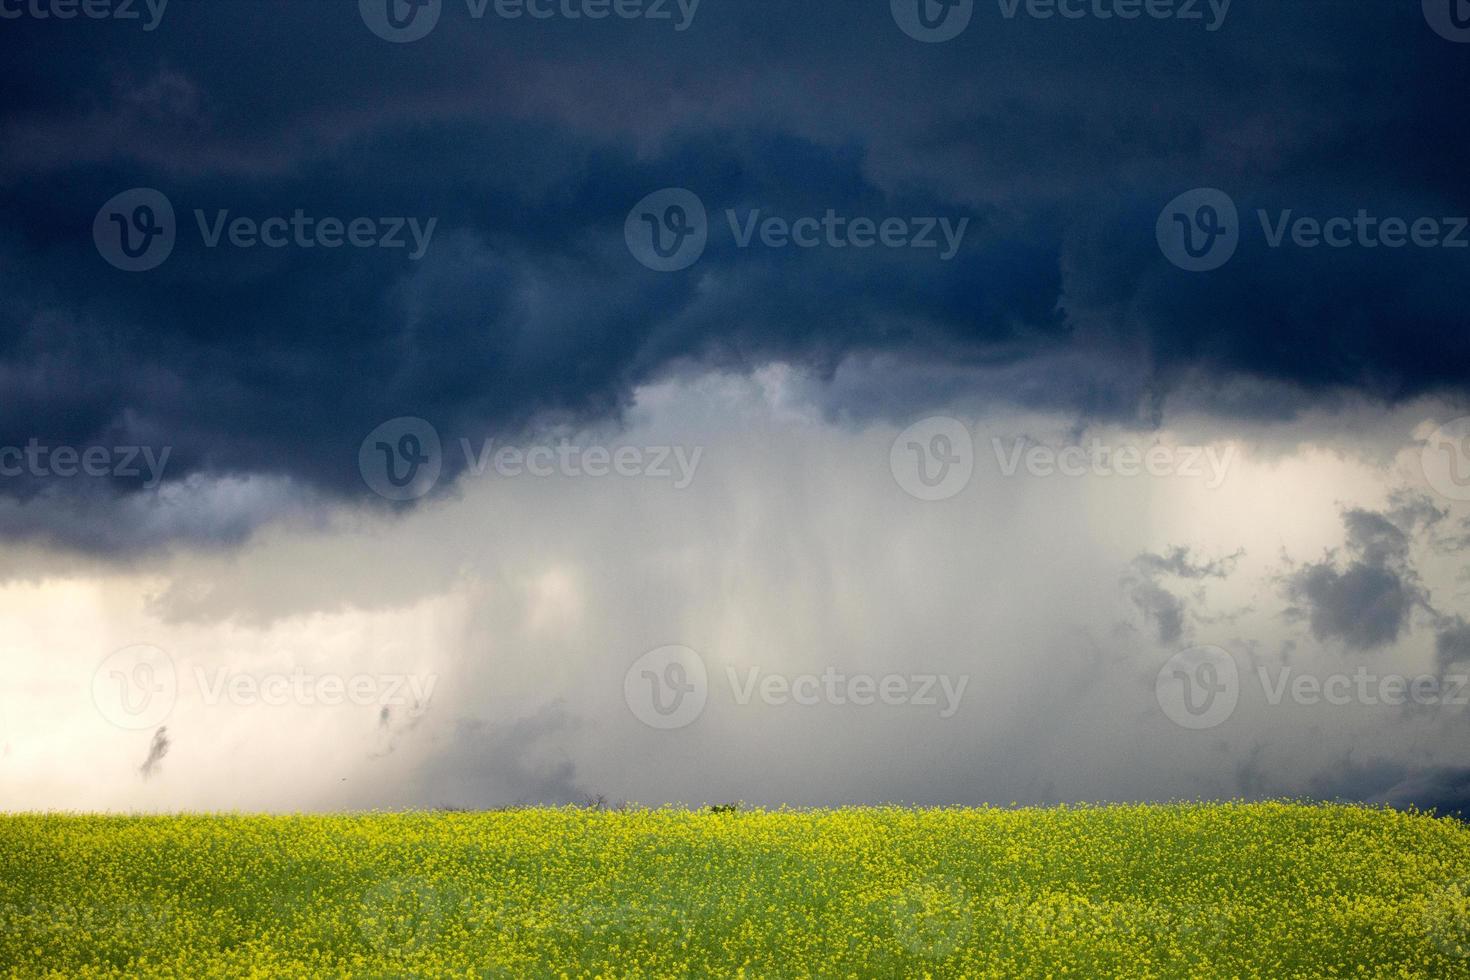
<box><xmin>1</xmin><ymin>803</ymin><xmax>1468</xmax><ymax>978</ymax></box>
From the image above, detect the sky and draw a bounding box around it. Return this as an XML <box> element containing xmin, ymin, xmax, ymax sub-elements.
<box><xmin>1</xmin><ymin>0</ymin><xmax>1469</xmax><ymax>814</ymax></box>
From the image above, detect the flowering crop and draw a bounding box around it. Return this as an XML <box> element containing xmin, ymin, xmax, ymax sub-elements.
<box><xmin>0</xmin><ymin>802</ymin><xmax>1466</xmax><ymax>977</ymax></box>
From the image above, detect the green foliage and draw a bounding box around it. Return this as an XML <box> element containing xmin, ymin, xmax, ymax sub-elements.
<box><xmin>0</xmin><ymin>803</ymin><xmax>1466</xmax><ymax>977</ymax></box>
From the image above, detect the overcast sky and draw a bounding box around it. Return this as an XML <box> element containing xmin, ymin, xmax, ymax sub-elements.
<box><xmin>1</xmin><ymin>0</ymin><xmax>1468</xmax><ymax>814</ymax></box>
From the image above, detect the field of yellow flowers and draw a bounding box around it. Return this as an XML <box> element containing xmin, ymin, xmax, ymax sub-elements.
<box><xmin>1</xmin><ymin>803</ymin><xmax>1467</xmax><ymax>977</ymax></box>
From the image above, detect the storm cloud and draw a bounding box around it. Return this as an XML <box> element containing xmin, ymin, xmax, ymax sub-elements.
<box><xmin>0</xmin><ymin>3</ymin><xmax>1468</xmax><ymax>551</ymax></box>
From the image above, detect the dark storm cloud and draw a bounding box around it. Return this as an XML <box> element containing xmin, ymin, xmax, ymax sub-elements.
<box><xmin>2</xmin><ymin>1</ymin><xmax>1470</xmax><ymax>550</ymax></box>
<box><xmin>1282</xmin><ymin>496</ymin><xmax>1443</xmax><ymax>652</ymax></box>
<box><xmin>1309</xmin><ymin>760</ymin><xmax>1470</xmax><ymax>822</ymax></box>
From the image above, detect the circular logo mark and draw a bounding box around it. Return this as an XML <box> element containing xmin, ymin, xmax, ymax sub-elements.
<box><xmin>1157</xmin><ymin>188</ymin><xmax>1239</xmax><ymax>272</ymax></box>
<box><xmin>359</xmin><ymin>0</ymin><xmax>441</xmax><ymax>42</ymax></box>
<box><xmin>1155</xmin><ymin>645</ymin><xmax>1239</xmax><ymax>730</ymax></box>
<box><xmin>890</xmin><ymin>417</ymin><xmax>974</xmax><ymax>502</ymax></box>
<box><xmin>624</xmin><ymin>645</ymin><xmax>708</xmax><ymax>730</ymax></box>
<box><xmin>93</xmin><ymin>645</ymin><xmax>177</xmax><ymax>730</ymax></box>
<box><xmin>891</xmin><ymin>0</ymin><xmax>973</xmax><ymax>42</ymax></box>
<box><xmin>359</xmin><ymin>417</ymin><xmax>443</xmax><ymax>501</ymax></box>
<box><xmin>889</xmin><ymin>878</ymin><xmax>974</xmax><ymax>959</ymax></box>
<box><xmin>358</xmin><ymin>878</ymin><xmax>448</xmax><ymax>953</ymax></box>
<box><xmin>1424</xmin><ymin>0</ymin><xmax>1470</xmax><ymax>42</ymax></box>
<box><xmin>94</xmin><ymin>188</ymin><xmax>176</xmax><ymax>272</ymax></box>
<box><xmin>1426</xmin><ymin>877</ymin><xmax>1470</xmax><ymax>959</ymax></box>
<box><xmin>625</xmin><ymin>188</ymin><xmax>708</xmax><ymax>272</ymax></box>
<box><xmin>1422</xmin><ymin>417</ymin><xmax>1470</xmax><ymax>502</ymax></box>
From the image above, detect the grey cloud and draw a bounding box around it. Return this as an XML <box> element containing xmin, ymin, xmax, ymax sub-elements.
<box><xmin>1436</xmin><ymin>618</ymin><xmax>1470</xmax><ymax>673</ymax></box>
<box><xmin>396</xmin><ymin>707</ymin><xmax>588</xmax><ymax>810</ymax></box>
<box><xmin>1281</xmin><ymin>498</ymin><xmax>1440</xmax><ymax>652</ymax></box>
<box><xmin>1123</xmin><ymin>546</ymin><xmax>1242</xmax><ymax>646</ymax></box>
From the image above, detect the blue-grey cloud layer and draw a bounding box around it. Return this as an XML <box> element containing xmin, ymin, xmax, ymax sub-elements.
<box><xmin>1</xmin><ymin>1</ymin><xmax>1468</xmax><ymax>548</ymax></box>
